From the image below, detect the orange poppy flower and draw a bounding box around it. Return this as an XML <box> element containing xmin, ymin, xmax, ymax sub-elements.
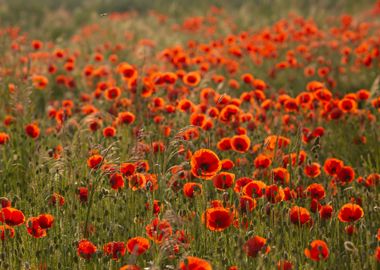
<box><xmin>203</xmin><ymin>207</ymin><xmax>234</xmax><ymax>231</ymax></box>
<box><xmin>338</xmin><ymin>203</ymin><xmax>364</xmax><ymax>222</ymax></box>
<box><xmin>183</xmin><ymin>71</ymin><xmax>201</xmax><ymax>87</ymax></box>
<box><xmin>32</xmin><ymin>75</ymin><xmax>49</xmax><ymax>90</ymax></box>
<box><xmin>289</xmin><ymin>206</ymin><xmax>312</xmax><ymax>226</ymax></box>
<box><xmin>0</xmin><ymin>207</ymin><xmax>25</xmax><ymax>226</ymax></box>
<box><xmin>126</xmin><ymin>237</ymin><xmax>150</xmax><ymax>255</ymax></box>
<box><xmin>231</xmin><ymin>135</ymin><xmax>251</xmax><ymax>153</ymax></box>
<box><xmin>128</xmin><ymin>173</ymin><xmax>146</xmax><ymax>191</ymax></box>
<box><xmin>0</xmin><ymin>132</ymin><xmax>10</xmax><ymax>145</ymax></box>
<box><xmin>120</xmin><ymin>265</ymin><xmax>141</xmax><ymax>270</ymax></box>
<box><xmin>183</xmin><ymin>182</ymin><xmax>202</xmax><ymax>198</ymax></box>
<box><xmin>191</xmin><ymin>149</ymin><xmax>221</xmax><ymax>180</ymax></box>
<box><xmin>179</xmin><ymin>256</ymin><xmax>212</xmax><ymax>270</ymax></box>
<box><xmin>117</xmin><ymin>62</ymin><xmax>137</xmax><ymax>80</ymax></box>
<box><xmin>243</xmin><ymin>236</ymin><xmax>270</xmax><ymax>257</ymax></box>
<box><xmin>304</xmin><ymin>240</ymin><xmax>329</xmax><ymax>261</ymax></box>
<box><xmin>212</xmin><ymin>172</ymin><xmax>235</xmax><ymax>190</ymax></box>
<box><xmin>103</xmin><ymin>242</ymin><xmax>126</xmax><ymax>260</ymax></box>
<box><xmin>77</xmin><ymin>239</ymin><xmax>97</xmax><ymax>259</ymax></box>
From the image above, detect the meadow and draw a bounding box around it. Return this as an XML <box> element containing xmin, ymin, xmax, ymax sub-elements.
<box><xmin>0</xmin><ymin>0</ymin><xmax>379</xmax><ymax>269</ymax></box>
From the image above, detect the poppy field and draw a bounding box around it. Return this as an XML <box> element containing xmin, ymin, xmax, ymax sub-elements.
<box><xmin>0</xmin><ymin>0</ymin><xmax>380</xmax><ymax>269</ymax></box>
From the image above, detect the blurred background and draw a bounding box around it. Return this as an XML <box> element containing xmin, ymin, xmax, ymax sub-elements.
<box><xmin>0</xmin><ymin>0</ymin><xmax>377</xmax><ymax>40</ymax></box>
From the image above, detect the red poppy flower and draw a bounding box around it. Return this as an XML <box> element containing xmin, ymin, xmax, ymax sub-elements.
<box><xmin>0</xmin><ymin>132</ymin><xmax>10</xmax><ymax>145</ymax></box>
<box><xmin>221</xmin><ymin>159</ymin><xmax>234</xmax><ymax>170</ymax></box>
<box><xmin>304</xmin><ymin>163</ymin><xmax>321</xmax><ymax>178</ymax></box>
<box><xmin>26</xmin><ymin>217</ymin><xmax>47</xmax><ymax>238</ymax></box>
<box><xmin>264</xmin><ymin>135</ymin><xmax>290</xmax><ymax>150</ymax></box>
<box><xmin>0</xmin><ymin>207</ymin><xmax>25</xmax><ymax>226</ymax></box>
<box><xmin>37</xmin><ymin>214</ymin><xmax>54</xmax><ymax>229</ymax></box>
<box><xmin>212</xmin><ymin>172</ymin><xmax>235</xmax><ymax>190</ymax></box>
<box><xmin>277</xmin><ymin>260</ymin><xmax>293</xmax><ymax>270</ymax></box>
<box><xmin>109</xmin><ymin>173</ymin><xmax>125</xmax><ymax>190</ymax></box>
<box><xmin>338</xmin><ymin>203</ymin><xmax>364</xmax><ymax>222</ymax></box>
<box><xmin>289</xmin><ymin>206</ymin><xmax>312</xmax><ymax>226</ymax></box>
<box><xmin>203</xmin><ymin>207</ymin><xmax>234</xmax><ymax>231</ymax></box>
<box><xmin>0</xmin><ymin>225</ymin><xmax>15</xmax><ymax>241</ymax></box>
<box><xmin>32</xmin><ymin>75</ymin><xmax>49</xmax><ymax>90</ymax></box>
<box><xmin>103</xmin><ymin>126</ymin><xmax>116</xmax><ymax>138</ymax></box>
<box><xmin>239</xmin><ymin>196</ymin><xmax>257</xmax><ymax>212</ymax></box>
<box><xmin>375</xmin><ymin>247</ymin><xmax>380</xmax><ymax>262</ymax></box>
<box><xmin>25</xmin><ymin>123</ymin><xmax>40</xmax><ymax>139</ymax></box>
<box><xmin>103</xmin><ymin>241</ymin><xmax>126</xmax><ymax>260</ymax></box>
<box><xmin>104</xmin><ymin>87</ymin><xmax>121</xmax><ymax>100</ymax></box>
<box><xmin>183</xmin><ymin>72</ymin><xmax>201</xmax><ymax>87</ymax></box>
<box><xmin>217</xmin><ymin>138</ymin><xmax>232</xmax><ymax>151</ymax></box>
<box><xmin>118</xmin><ymin>112</ymin><xmax>136</xmax><ymax>125</ymax></box>
<box><xmin>231</xmin><ymin>135</ymin><xmax>250</xmax><ymax>153</ymax></box>
<box><xmin>120</xmin><ymin>162</ymin><xmax>136</xmax><ymax>176</ymax></box>
<box><xmin>265</xmin><ymin>185</ymin><xmax>285</xmax><ymax>203</ymax></box>
<box><xmin>145</xmin><ymin>218</ymin><xmax>172</xmax><ymax>243</ymax></box>
<box><xmin>179</xmin><ymin>256</ymin><xmax>212</xmax><ymax>270</ymax></box>
<box><xmin>304</xmin><ymin>240</ymin><xmax>329</xmax><ymax>261</ymax></box>
<box><xmin>126</xmin><ymin>237</ymin><xmax>150</xmax><ymax>255</ymax></box>
<box><xmin>243</xmin><ymin>236</ymin><xmax>270</xmax><ymax>257</ymax></box>
<box><xmin>323</xmin><ymin>158</ymin><xmax>344</xmax><ymax>176</ymax></box>
<box><xmin>319</xmin><ymin>205</ymin><xmax>333</xmax><ymax>220</ymax></box>
<box><xmin>305</xmin><ymin>183</ymin><xmax>325</xmax><ymax>200</ymax></box>
<box><xmin>253</xmin><ymin>154</ymin><xmax>272</xmax><ymax>169</ymax></box>
<box><xmin>77</xmin><ymin>239</ymin><xmax>97</xmax><ymax>259</ymax></box>
<box><xmin>234</xmin><ymin>177</ymin><xmax>254</xmax><ymax>193</ymax></box>
<box><xmin>191</xmin><ymin>149</ymin><xmax>221</xmax><ymax>179</ymax></box>
<box><xmin>78</xmin><ymin>187</ymin><xmax>88</xmax><ymax>203</ymax></box>
<box><xmin>183</xmin><ymin>182</ymin><xmax>202</xmax><ymax>198</ymax></box>
<box><xmin>337</xmin><ymin>166</ymin><xmax>355</xmax><ymax>184</ymax></box>
<box><xmin>242</xmin><ymin>180</ymin><xmax>266</xmax><ymax>198</ymax></box>
<box><xmin>272</xmin><ymin>167</ymin><xmax>290</xmax><ymax>185</ymax></box>
<box><xmin>87</xmin><ymin>154</ymin><xmax>103</xmax><ymax>169</ymax></box>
